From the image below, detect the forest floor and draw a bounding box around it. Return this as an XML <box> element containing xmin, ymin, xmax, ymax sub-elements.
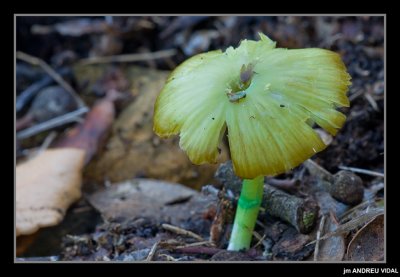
<box><xmin>16</xmin><ymin>16</ymin><xmax>384</xmax><ymax>262</ymax></box>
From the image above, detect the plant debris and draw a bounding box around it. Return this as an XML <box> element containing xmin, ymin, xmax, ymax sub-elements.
<box><xmin>313</xmin><ymin>213</ymin><xmax>346</xmax><ymax>261</ymax></box>
<box><xmin>16</xmin><ymin>16</ymin><xmax>384</xmax><ymax>262</ymax></box>
<box><xmin>346</xmin><ymin>214</ymin><xmax>384</xmax><ymax>261</ymax></box>
<box><xmin>16</xmin><ymin>148</ymin><xmax>85</xmax><ymax>236</ymax></box>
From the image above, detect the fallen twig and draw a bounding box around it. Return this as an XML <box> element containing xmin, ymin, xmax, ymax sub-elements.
<box><xmin>158</xmin><ymin>253</ymin><xmax>178</xmax><ymax>261</ymax></box>
<box><xmin>263</xmin><ymin>184</ymin><xmax>319</xmax><ymax>234</ymax></box>
<box><xmin>78</xmin><ymin>49</ymin><xmax>177</xmax><ymax>65</ymax></box>
<box><xmin>146</xmin><ymin>241</ymin><xmax>160</xmax><ymax>261</ymax></box>
<box><xmin>307</xmin><ymin>208</ymin><xmax>384</xmax><ymax>245</ymax></box>
<box><xmin>16</xmin><ymin>52</ymin><xmax>89</xmax><ymax>140</ymax></box>
<box><xmin>313</xmin><ymin>215</ymin><xmax>326</xmax><ymax>261</ymax></box>
<box><xmin>16</xmin><ymin>107</ymin><xmax>88</xmax><ymax>140</ymax></box>
<box><xmin>364</xmin><ymin>93</ymin><xmax>380</xmax><ymax>112</ymax></box>
<box><xmin>16</xmin><ymin>75</ymin><xmax>53</xmax><ymax>113</ymax></box>
<box><xmin>252</xmin><ymin>231</ymin><xmax>266</xmax><ymax>249</ymax></box>
<box><xmin>175</xmin><ymin>241</ymin><xmax>215</xmax><ymax>249</ymax></box>
<box><xmin>161</xmin><ymin>223</ymin><xmax>204</xmax><ymax>242</ymax></box>
<box><xmin>16</xmin><ymin>67</ymin><xmax>71</xmax><ymax>113</ymax></box>
<box><xmin>35</xmin><ymin>131</ymin><xmax>58</xmax><ymax>156</ymax></box>
<box><xmin>349</xmin><ymin>89</ymin><xmax>364</xmax><ymax>102</ymax></box>
<box><xmin>338</xmin><ymin>166</ymin><xmax>384</xmax><ymax>178</ymax></box>
<box><xmin>215</xmin><ymin>161</ymin><xmax>319</xmax><ymax>233</ymax></box>
<box><xmin>16</xmin><ymin>51</ymin><xmax>84</xmax><ymax>107</ymax></box>
<box><xmin>256</xmin><ymin>220</ymin><xmax>266</xmax><ymax>229</ymax></box>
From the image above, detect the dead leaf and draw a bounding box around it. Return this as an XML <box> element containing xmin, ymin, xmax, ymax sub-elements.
<box><xmin>346</xmin><ymin>214</ymin><xmax>384</xmax><ymax>261</ymax></box>
<box><xmin>272</xmin><ymin>227</ymin><xmax>313</xmax><ymax>261</ymax></box>
<box><xmin>88</xmin><ymin>179</ymin><xmax>218</xmax><ymax>236</ymax></box>
<box><xmin>16</xmin><ymin>148</ymin><xmax>85</xmax><ymax>236</ymax></box>
<box><xmin>88</xmin><ymin>179</ymin><xmax>197</xmax><ymax>222</ymax></box>
<box><xmin>308</xmin><ymin>208</ymin><xmax>383</xmax><ymax>244</ymax></box>
<box><xmin>315</xmin><ymin>214</ymin><xmax>345</xmax><ymax>261</ymax></box>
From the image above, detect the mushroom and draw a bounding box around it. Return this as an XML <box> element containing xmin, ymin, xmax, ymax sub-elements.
<box><xmin>153</xmin><ymin>33</ymin><xmax>351</xmax><ymax>251</ymax></box>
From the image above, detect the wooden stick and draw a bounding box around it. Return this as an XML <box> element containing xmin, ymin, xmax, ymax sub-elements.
<box><xmin>16</xmin><ymin>51</ymin><xmax>84</xmax><ymax>107</ymax></box>
<box><xmin>338</xmin><ymin>166</ymin><xmax>384</xmax><ymax>178</ymax></box>
<box><xmin>161</xmin><ymin>223</ymin><xmax>204</xmax><ymax>241</ymax></box>
<box><xmin>16</xmin><ymin>107</ymin><xmax>88</xmax><ymax>140</ymax></box>
<box><xmin>146</xmin><ymin>241</ymin><xmax>159</xmax><ymax>261</ymax></box>
<box><xmin>263</xmin><ymin>184</ymin><xmax>319</xmax><ymax>234</ymax></box>
<box><xmin>252</xmin><ymin>231</ymin><xmax>266</xmax><ymax>249</ymax></box>
<box><xmin>313</xmin><ymin>215</ymin><xmax>326</xmax><ymax>261</ymax></box>
<box><xmin>78</xmin><ymin>49</ymin><xmax>177</xmax><ymax>65</ymax></box>
<box><xmin>158</xmin><ymin>253</ymin><xmax>178</xmax><ymax>261</ymax></box>
<box><xmin>175</xmin><ymin>241</ymin><xmax>215</xmax><ymax>249</ymax></box>
<box><xmin>364</xmin><ymin>93</ymin><xmax>379</xmax><ymax>112</ymax></box>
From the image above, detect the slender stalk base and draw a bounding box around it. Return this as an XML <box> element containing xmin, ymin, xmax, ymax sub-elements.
<box><xmin>227</xmin><ymin>175</ymin><xmax>264</xmax><ymax>251</ymax></box>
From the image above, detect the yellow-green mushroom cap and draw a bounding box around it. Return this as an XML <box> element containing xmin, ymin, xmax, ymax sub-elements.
<box><xmin>153</xmin><ymin>33</ymin><xmax>351</xmax><ymax>179</ymax></box>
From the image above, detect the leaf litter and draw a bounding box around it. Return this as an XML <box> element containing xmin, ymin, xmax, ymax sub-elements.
<box><xmin>16</xmin><ymin>16</ymin><xmax>384</xmax><ymax>261</ymax></box>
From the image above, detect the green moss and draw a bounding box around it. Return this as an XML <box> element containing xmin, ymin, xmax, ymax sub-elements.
<box><xmin>302</xmin><ymin>211</ymin><xmax>316</xmax><ymax>230</ymax></box>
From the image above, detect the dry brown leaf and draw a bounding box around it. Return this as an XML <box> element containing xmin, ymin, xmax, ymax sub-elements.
<box><xmin>346</xmin><ymin>214</ymin><xmax>384</xmax><ymax>261</ymax></box>
<box><xmin>308</xmin><ymin>208</ymin><xmax>383</xmax><ymax>244</ymax></box>
<box><xmin>87</xmin><ymin>179</ymin><xmax>218</xmax><ymax>236</ymax></box>
<box><xmin>315</xmin><ymin>214</ymin><xmax>345</xmax><ymax>261</ymax></box>
<box><xmin>16</xmin><ymin>148</ymin><xmax>85</xmax><ymax>236</ymax></box>
<box><xmin>272</xmin><ymin>227</ymin><xmax>313</xmax><ymax>261</ymax></box>
<box><xmin>88</xmin><ymin>178</ymin><xmax>198</xmax><ymax>222</ymax></box>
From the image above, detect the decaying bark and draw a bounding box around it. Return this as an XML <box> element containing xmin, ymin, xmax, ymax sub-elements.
<box><xmin>263</xmin><ymin>184</ymin><xmax>319</xmax><ymax>234</ymax></box>
<box><xmin>215</xmin><ymin>161</ymin><xmax>319</xmax><ymax>234</ymax></box>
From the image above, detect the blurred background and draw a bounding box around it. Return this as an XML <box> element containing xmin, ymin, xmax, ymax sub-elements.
<box><xmin>16</xmin><ymin>15</ymin><xmax>384</xmax><ymax>181</ymax></box>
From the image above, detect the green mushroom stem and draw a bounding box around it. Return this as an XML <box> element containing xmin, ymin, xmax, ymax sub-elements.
<box><xmin>228</xmin><ymin>175</ymin><xmax>264</xmax><ymax>251</ymax></box>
